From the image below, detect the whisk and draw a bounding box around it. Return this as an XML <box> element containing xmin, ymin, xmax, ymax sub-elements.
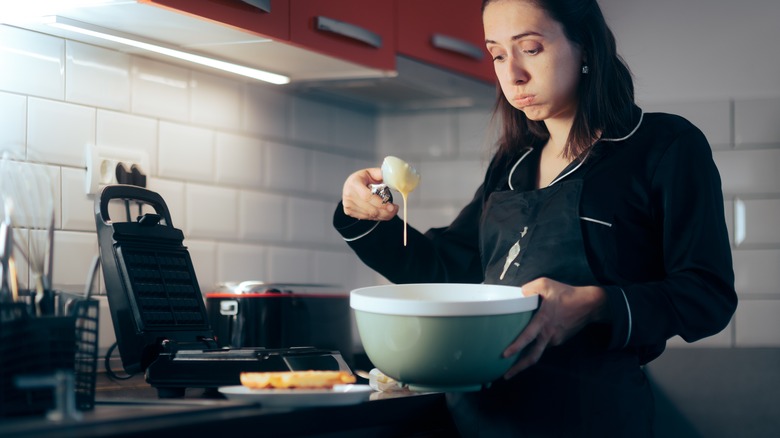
<box><xmin>0</xmin><ymin>150</ymin><xmax>56</xmax><ymax>315</ymax></box>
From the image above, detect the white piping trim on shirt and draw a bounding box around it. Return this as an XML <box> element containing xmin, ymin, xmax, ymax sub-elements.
<box><xmin>342</xmin><ymin>221</ymin><xmax>380</xmax><ymax>242</ymax></box>
<box><xmin>507</xmin><ymin>147</ymin><xmax>534</xmax><ymax>191</ymax></box>
<box><xmin>579</xmin><ymin>216</ymin><xmax>613</xmax><ymax>227</ymax></box>
<box><xmin>507</xmin><ymin>111</ymin><xmax>644</xmax><ymax>190</ymax></box>
<box><xmin>600</xmin><ymin>112</ymin><xmax>644</xmax><ymax>142</ymax></box>
<box><xmin>619</xmin><ymin>287</ymin><xmax>633</xmax><ymax>348</ymax></box>
<box><xmin>548</xmin><ymin>149</ymin><xmax>592</xmax><ymax>187</ymax></box>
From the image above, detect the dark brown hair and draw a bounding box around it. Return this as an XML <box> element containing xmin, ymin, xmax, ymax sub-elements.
<box><xmin>482</xmin><ymin>0</ymin><xmax>635</xmax><ymax>160</ymax></box>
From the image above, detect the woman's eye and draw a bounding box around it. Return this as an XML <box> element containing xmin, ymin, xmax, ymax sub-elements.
<box><xmin>492</xmin><ymin>54</ymin><xmax>505</xmax><ymax>62</ymax></box>
<box><xmin>520</xmin><ymin>42</ymin><xmax>542</xmax><ymax>55</ymax></box>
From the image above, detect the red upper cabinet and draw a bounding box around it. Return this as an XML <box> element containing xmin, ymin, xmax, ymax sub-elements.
<box><xmin>289</xmin><ymin>0</ymin><xmax>396</xmax><ymax>71</ymax></box>
<box><xmin>141</xmin><ymin>0</ymin><xmax>290</xmax><ymax>40</ymax></box>
<box><xmin>396</xmin><ymin>0</ymin><xmax>495</xmax><ymax>84</ymax></box>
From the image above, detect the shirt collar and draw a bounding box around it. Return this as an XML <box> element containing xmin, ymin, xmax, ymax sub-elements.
<box><xmin>506</xmin><ymin>105</ymin><xmax>644</xmax><ymax>190</ymax></box>
<box><xmin>599</xmin><ymin>105</ymin><xmax>644</xmax><ymax>142</ymax></box>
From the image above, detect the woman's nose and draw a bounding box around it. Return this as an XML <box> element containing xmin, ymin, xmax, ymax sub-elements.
<box><xmin>509</xmin><ymin>58</ymin><xmax>528</xmax><ymax>84</ymax></box>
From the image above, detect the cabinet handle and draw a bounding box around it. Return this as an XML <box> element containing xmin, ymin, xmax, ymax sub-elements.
<box><xmin>431</xmin><ymin>34</ymin><xmax>484</xmax><ymax>61</ymax></box>
<box><xmin>240</xmin><ymin>0</ymin><xmax>271</xmax><ymax>13</ymax></box>
<box><xmin>315</xmin><ymin>16</ymin><xmax>382</xmax><ymax>48</ymax></box>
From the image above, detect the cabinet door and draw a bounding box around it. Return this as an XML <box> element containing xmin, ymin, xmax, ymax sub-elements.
<box><xmin>289</xmin><ymin>0</ymin><xmax>395</xmax><ymax>71</ymax></box>
<box><xmin>396</xmin><ymin>0</ymin><xmax>494</xmax><ymax>84</ymax></box>
<box><xmin>142</xmin><ymin>0</ymin><xmax>290</xmax><ymax>40</ymax></box>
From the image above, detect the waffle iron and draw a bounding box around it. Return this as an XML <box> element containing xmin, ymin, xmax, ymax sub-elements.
<box><xmin>95</xmin><ymin>185</ymin><xmax>350</xmax><ymax>398</ymax></box>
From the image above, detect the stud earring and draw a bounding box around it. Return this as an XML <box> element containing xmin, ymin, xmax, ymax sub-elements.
<box><xmin>581</xmin><ymin>65</ymin><xmax>589</xmax><ymax>74</ymax></box>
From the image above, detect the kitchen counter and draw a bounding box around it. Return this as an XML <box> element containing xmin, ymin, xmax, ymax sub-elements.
<box><xmin>0</xmin><ymin>373</ymin><xmax>457</xmax><ymax>437</ymax></box>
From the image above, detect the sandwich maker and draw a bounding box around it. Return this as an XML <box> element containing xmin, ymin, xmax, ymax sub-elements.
<box><xmin>95</xmin><ymin>185</ymin><xmax>350</xmax><ymax>398</ymax></box>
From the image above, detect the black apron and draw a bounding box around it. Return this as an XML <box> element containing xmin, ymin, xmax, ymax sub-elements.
<box><xmin>446</xmin><ymin>155</ymin><xmax>654</xmax><ymax>437</ymax></box>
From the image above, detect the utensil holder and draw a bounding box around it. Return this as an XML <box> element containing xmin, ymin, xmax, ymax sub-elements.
<box><xmin>0</xmin><ymin>293</ymin><xmax>98</xmax><ymax>418</ymax></box>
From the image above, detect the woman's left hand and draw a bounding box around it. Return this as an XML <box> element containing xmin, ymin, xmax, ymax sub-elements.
<box><xmin>502</xmin><ymin>277</ymin><xmax>607</xmax><ymax>379</ymax></box>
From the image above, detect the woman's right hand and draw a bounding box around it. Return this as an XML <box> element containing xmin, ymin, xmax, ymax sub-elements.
<box><xmin>341</xmin><ymin>167</ymin><xmax>399</xmax><ymax>221</ymax></box>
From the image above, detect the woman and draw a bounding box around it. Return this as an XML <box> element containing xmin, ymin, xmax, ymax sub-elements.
<box><xmin>334</xmin><ymin>0</ymin><xmax>737</xmax><ymax>435</ymax></box>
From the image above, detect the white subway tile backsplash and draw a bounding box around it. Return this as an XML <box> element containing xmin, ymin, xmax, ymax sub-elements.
<box><xmin>313</xmin><ymin>250</ymin><xmax>356</xmax><ymax>292</ymax></box>
<box><xmin>642</xmin><ymin>100</ymin><xmax>733</xmax><ymax>149</ymax></box>
<box><xmin>190</xmin><ymin>71</ymin><xmax>242</xmax><ymax>130</ymax></box>
<box><xmin>723</xmin><ymin>200</ymin><xmax>734</xmax><ymax>248</ymax></box>
<box><xmin>354</xmin><ymin>263</ymin><xmax>388</xmax><ymax>288</ymax></box>
<box><xmin>130</xmin><ymin>57</ymin><xmax>189</xmax><ymax>122</ymax></box>
<box><xmin>267</xmin><ymin>246</ymin><xmax>313</xmax><ymax>283</ymax></box>
<box><xmin>416</xmin><ymin>159</ymin><xmax>484</xmax><ymax>205</ymax></box>
<box><xmin>734</xmin><ymin>197</ymin><xmax>780</xmax><ymax>247</ymax></box>
<box><xmin>216</xmin><ymin>242</ymin><xmax>266</xmax><ymax>284</ymax></box>
<box><xmin>184</xmin><ymin>183</ymin><xmax>238</xmax><ymax>239</ymax></box>
<box><xmin>27</xmin><ymin>98</ymin><xmax>95</xmax><ymax>167</ymax></box>
<box><xmin>734</xmin><ymin>98</ymin><xmax>780</xmax><ymax>147</ymax></box>
<box><xmin>215</xmin><ymin>132</ymin><xmax>264</xmax><ymax>188</ymax></box>
<box><xmin>0</xmin><ymin>91</ymin><xmax>26</xmax><ymax>153</ymax></box>
<box><xmin>733</xmin><ymin>250</ymin><xmax>780</xmax><ymax>296</ymax></box>
<box><xmin>289</xmin><ymin>97</ymin><xmax>332</xmax><ymax>146</ymax></box>
<box><xmin>456</xmin><ymin>108</ymin><xmax>495</xmax><ymax>157</ymax></box>
<box><xmin>264</xmin><ymin>141</ymin><xmax>310</xmax><ymax>193</ymax></box>
<box><xmin>158</xmin><ymin>121</ymin><xmax>214</xmax><ymax>182</ymax></box>
<box><xmin>713</xmin><ymin>149</ymin><xmax>780</xmax><ymax>195</ymax></box>
<box><xmin>666</xmin><ymin>320</ymin><xmax>733</xmax><ymax>348</ymax></box>
<box><xmin>185</xmin><ymin>239</ymin><xmax>217</xmax><ymax>293</ymax></box>
<box><xmin>243</xmin><ymin>83</ymin><xmax>288</xmax><ymax>140</ymax></box>
<box><xmin>65</xmin><ymin>41</ymin><xmax>130</xmax><ymax>111</ymax></box>
<box><xmin>0</xmin><ymin>25</ymin><xmax>64</xmax><ymax>100</ymax></box>
<box><xmin>735</xmin><ymin>300</ymin><xmax>780</xmax><ymax>347</ymax></box>
<box><xmin>50</xmin><ymin>230</ymin><xmax>98</xmax><ymax>292</ymax></box>
<box><xmin>378</xmin><ymin>111</ymin><xmax>456</xmax><ymax>159</ymax></box>
<box><xmin>239</xmin><ymin>190</ymin><xmax>287</xmax><ymax>242</ymax></box>
<box><xmin>332</xmin><ymin>105</ymin><xmax>375</xmax><ymax>156</ymax></box>
<box><xmin>287</xmin><ymin>198</ymin><xmax>334</xmax><ymax>245</ymax></box>
<box><xmin>96</xmin><ymin>110</ymin><xmax>158</xmax><ymax>175</ymax></box>
<box><xmin>310</xmin><ymin>150</ymin><xmax>351</xmax><ymax>198</ymax></box>
<box><xmin>147</xmin><ymin>178</ymin><xmax>185</xmax><ymax>228</ymax></box>
<box><xmin>61</xmin><ymin>167</ymin><xmax>93</xmax><ymax>231</ymax></box>
<box><xmin>5</xmin><ymin>162</ymin><xmax>61</xmax><ymax>230</ymax></box>
<box><xmin>94</xmin><ymin>296</ymin><xmax>115</xmax><ymax>355</ymax></box>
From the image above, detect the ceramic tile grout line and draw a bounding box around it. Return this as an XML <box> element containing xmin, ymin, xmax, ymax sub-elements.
<box><xmin>380</xmin><ymin>156</ymin><xmax>420</xmax><ymax>247</ymax></box>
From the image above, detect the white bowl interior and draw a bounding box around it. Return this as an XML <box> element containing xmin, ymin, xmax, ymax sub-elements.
<box><xmin>350</xmin><ymin>283</ymin><xmax>538</xmax><ymax>316</ymax></box>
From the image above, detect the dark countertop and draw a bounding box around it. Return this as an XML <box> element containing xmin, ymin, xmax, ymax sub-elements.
<box><xmin>0</xmin><ymin>373</ymin><xmax>457</xmax><ymax>437</ymax></box>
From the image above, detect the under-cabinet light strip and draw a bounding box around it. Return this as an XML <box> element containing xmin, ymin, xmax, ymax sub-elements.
<box><xmin>42</xmin><ymin>15</ymin><xmax>290</xmax><ymax>85</ymax></box>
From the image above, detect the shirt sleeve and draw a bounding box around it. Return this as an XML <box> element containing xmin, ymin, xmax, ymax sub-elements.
<box><xmin>332</xmin><ymin>187</ymin><xmax>485</xmax><ymax>285</ymax></box>
<box><xmin>603</xmin><ymin>125</ymin><xmax>738</xmax><ymax>354</ymax></box>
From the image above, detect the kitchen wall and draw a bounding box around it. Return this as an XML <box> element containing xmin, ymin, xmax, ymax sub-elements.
<box><xmin>0</xmin><ymin>23</ymin><xmax>393</xmax><ymax>297</ymax></box>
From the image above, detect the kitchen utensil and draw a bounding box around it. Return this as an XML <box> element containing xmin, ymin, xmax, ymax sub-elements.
<box><xmin>0</xmin><ymin>151</ymin><xmax>55</xmax><ymax>315</ymax></box>
<box><xmin>350</xmin><ymin>283</ymin><xmax>538</xmax><ymax>392</ymax></box>
<box><xmin>380</xmin><ymin>156</ymin><xmax>420</xmax><ymax>246</ymax></box>
<box><xmin>0</xmin><ymin>153</ymin><xmax>20</xmax><ymax>304</ymax></box>
<box><xmin>0</xmin><ymin>220</ymin><xmax>19</xmax><ymax>304</ymax></box>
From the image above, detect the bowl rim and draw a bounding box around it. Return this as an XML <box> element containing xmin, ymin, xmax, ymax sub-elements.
<box><xmin>350</xmin><ymin>283</ymin><xmax>538</xmax><ymax>316</ymax></box>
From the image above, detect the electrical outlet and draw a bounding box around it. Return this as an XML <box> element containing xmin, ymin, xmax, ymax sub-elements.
<box><xmin>85</xmin><ymin>144</ymin><xmax>150</xmax><ymax>195</ymax></box>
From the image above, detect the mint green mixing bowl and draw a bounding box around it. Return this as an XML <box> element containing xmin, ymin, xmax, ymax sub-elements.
<box><xmin>350</xmin><ymin>283</ymin><xmax>538</xmax><ymax>392</ymax></box>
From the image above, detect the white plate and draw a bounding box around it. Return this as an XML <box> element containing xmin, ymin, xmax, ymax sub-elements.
<box><xmin>218</xmin><ymin>384</ymin><xmax>373</xmax><ymax>409</ymax></box>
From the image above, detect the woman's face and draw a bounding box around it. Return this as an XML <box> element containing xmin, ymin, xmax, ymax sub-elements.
<box><xmin>483</xmin><ymin>0</ymin><xmax>583</xmax><ymax>122</ymax></box>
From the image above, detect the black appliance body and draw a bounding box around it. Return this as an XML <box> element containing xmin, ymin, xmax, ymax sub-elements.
<box><xmin>95</xmin><ymin>185</ymin><xmax>350</xmax><ymax>398</ymax></box>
